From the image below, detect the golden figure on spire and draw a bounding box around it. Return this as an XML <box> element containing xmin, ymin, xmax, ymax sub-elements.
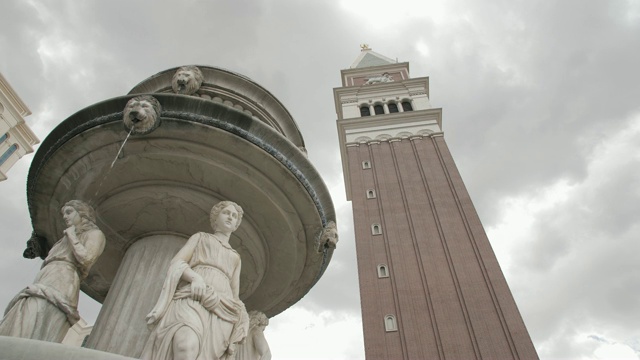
<box><xmin>360</xmin><ymin>44</ymin><xmax>371</xmax><ymax>51</ymax></box>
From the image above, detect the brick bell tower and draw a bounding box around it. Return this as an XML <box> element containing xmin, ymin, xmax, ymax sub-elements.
<box><xmin>334</xmin><ymin>46</ymin><xmax>538</xmax><ymax>359</ymax></box>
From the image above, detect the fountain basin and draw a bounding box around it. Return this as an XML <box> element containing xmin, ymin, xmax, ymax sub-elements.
<box><xmin>26</xmin><ymin>94</ymin><xmax>335</xmax><ymax>317</ymax></box>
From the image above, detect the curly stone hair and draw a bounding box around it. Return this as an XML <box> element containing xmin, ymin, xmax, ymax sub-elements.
<box><xmin>248</xmin><ymin>310</ymin><xmax>269</xmax><ymax>330</ymax></box>
<box><xmin>209</xmin><ymin>200</ymin><xmax>244</xmax><ymax>232</ymax></box>
<box><xmin>61</xmin><ymin>200</ymin><xmax>96</xmax><ymax>223</ymax></box>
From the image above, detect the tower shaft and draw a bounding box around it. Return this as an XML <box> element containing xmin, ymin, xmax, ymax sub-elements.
<box><xmin>335</xmin><ymin>50</ymin><xmax>537</xmax><ymax>359</ymax></box>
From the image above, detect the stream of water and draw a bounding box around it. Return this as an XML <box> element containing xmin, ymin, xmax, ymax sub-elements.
<box><xmin>93</xmin><ymin>128</ymin><xmax>134</xmax><ymax>200</ymax></box>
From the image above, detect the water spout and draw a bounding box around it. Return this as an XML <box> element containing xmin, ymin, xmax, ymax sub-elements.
<box><xmin>110</xmin><ymin>127</ymin><xmax>134</xmax><ymax>169</ymax></box>
<box><xmin>93</xmin><ymin>128</ymin><xmax>135</xmax><ymax>200</ymax></box>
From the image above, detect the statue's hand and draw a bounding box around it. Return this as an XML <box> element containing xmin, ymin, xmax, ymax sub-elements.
<box><xmin>146</xmin><ymin>312</ymin><xmax>157</xmax><ymax>325</ymax></box>
<box><xmin>226</xmin><ymin>343</ymin><xmax>237</xmax><ymax>356</ymax></box>
<box><xmin>191</xmin><ymin>277</ymin><xmax>206</xmax><ymax>301</ymax></box>
<box><xmin>64</xmin><ymin>226</ymin><xmax>76</xmax><ymax>239</ymax></box>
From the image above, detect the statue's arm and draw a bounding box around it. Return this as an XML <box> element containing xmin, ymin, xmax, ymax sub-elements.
<box><xmin>171</xmin><ymin>233</ymin><xmax>199</xmax><ymax>265</ymax></box>
<box><xmin>171</xmin><ymin>233</ymin><xmax>206</xmax><ymax>300</ymax></box>
<box><xmin>68</xmin><ymin>229</ymin><xmax>106</xmax><ymax>267</ymax></box>
<box><xmin>231</xmin><ymin>257</ymin><xmax>241</xmax><ymax>298</ymax></box>
<box><xmin>254</xmin><ymin>331</ymin><xmax>271</xmax><ymax>360</ymax></box>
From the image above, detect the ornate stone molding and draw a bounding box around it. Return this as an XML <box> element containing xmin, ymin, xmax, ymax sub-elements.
<box><xmin>23</xmin><ymin>231</ymin><xmax>49</xmax><ymax>260</ymax></box>
<box><xmin>123</xmin><ymin>96</ymin><xmax>162</xmax><ymax>135</ymax></box>
<box><xmin>364</xmin><ymin>73</ymin><xmax>394</xmax><ymax>85</ymax></box>
<box><xmin>316</xmin><ymin>221</ymin><xmax>338</xmax><ymax>252</ymax></box>
<box><xmin>348</xmin><ymin>128</ymin><xmax>439</xmax><ymax>145</ymax></box>
<box><xmin>171</xmin><ymin>66</ymin><xmax>203</xmax><ymax>95</ymax></box>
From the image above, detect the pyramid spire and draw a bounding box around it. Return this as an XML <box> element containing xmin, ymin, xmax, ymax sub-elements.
<box><xmin>350</xmin><ymin>45</ymin><xmax>396</xmax><ymax>69</ymax></box>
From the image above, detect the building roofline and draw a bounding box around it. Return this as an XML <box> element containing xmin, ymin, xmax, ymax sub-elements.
<box><xmin>0</xmin><ymin>72</ymin><xmax>31</xmax><ymax>117</ymax></box>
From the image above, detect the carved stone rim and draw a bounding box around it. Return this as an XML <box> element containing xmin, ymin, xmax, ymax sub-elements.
<box><xmin>28</xmin><ymin>94</ymin><xmax>334</xmax><ymax>228</ymax></box>
<box><xmin>26</xmin><ymin>94</ymin><xmax>337</xmax><ymax>317</ymax></box>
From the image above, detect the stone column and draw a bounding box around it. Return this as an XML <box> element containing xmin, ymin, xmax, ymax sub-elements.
<box><xmin>86</xmin><ymin>234</ymin><xmax>186</xmax><ymax>358</ymax></box>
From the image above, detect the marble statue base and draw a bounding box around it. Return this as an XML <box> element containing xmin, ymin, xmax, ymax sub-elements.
<box><xmin>0</xmin><ymin>336</ymin><xmax>135</xmax><ymax>360</ymax></box>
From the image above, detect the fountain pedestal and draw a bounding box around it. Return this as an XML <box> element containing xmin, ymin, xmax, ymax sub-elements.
<box><xmin>86</xmin><ymin>235</ymin><xmax>185</xmax><ymax>357</ymax></box>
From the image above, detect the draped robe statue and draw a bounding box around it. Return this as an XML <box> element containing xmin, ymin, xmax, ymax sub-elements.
<box><xmin>0</xmin><ymin>200</ymin><xmax>105</xmax><ymax>342</ymax></box>
<box><xmin>141</xmin><ymin>201</ymin><xmax>249</xmax><ymax>360</ymax></box>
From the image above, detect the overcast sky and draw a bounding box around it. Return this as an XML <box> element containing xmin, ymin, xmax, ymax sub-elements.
<box><xmin>1</xmin><ymin>0</ymin><xmax>640</xmax><ymax>359</ymax></box>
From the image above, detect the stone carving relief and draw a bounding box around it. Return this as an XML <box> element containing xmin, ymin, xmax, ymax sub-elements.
<box><xmin>142</xmin><ymin>201</ymin><xmax>249</xmax><ymax>360</ymax></box>
<box><xmin>123</xmin><ymin>95</ymin><xmax>162</xmax><ymax>135</ymax></box>
<box><xmin>396</xmin><ymin>131</ymin><xmax>413</xmax><ymax>138</ymax></box>
<box><xmin>417</xmin><ymin>129</ymin><xmax>435</xmax><ymax>136</ymax></box>
<box><xmin>355</xmin><ymin>136</ymin><xmax>372</xmax><ymax>143</ymax></box>
<box><xmin>0</xmin><ymin>200</ymin><xmax>106</xmax><ymax>342</ymax></box>
<box><xmin>235</xmin><ymin>311</ymin><xmax>271</xmax><ymax>360</ymax></box>
<box><xmin>316</xmin><ymin>221</ymin><xmax>338</xmax><ymax>252</ymax></box>
<box><xmin>172</xmin><ymin>65</ymin><xmax>204</xmax><ymax>96</ymax></box>
<box><xmin>348</xmin><ymin>127</ymin><xmax>441</xmax><ymax>146</ymax></box>
<box><xmin>364</xmin><ymin>72</ymin><xmax>394</xmax><ymax>85</ymax></box>
<box><xmin>298</xmin><ymin>146</ymin><xmax>308</xmax><ymax>157</ymax></box>
<box><xmin>23</xmin><ymin>231</ymin><xmax>50</xmax><ymax>260</ymax></box>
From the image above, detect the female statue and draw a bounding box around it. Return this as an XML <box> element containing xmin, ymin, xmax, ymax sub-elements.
<box><xmin>236</xmin><ymin>311</ymin><xmax>271</xmax><ymax>360</ymax></box>
<box><xmin>142</xmin><ymin>201</ymin><xmax>249</xmax><ymax>360</ymax></box>
<box><xmin>0</xmin><ymin>200</ymin><xmax>105</xmax><ymax>342</ymax></box>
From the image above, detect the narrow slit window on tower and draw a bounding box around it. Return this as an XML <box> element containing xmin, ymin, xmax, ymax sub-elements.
<box><xmin>0</xmin><ymin>133</ymin><xmax>8</xmax><ymax>144</ymax></box>
<box><xmin>366</xmin><ymin>189</ymin><xmax>376</xmax><ymax>199</ymax></box>
<box><xmin>402</xmin><ymin>101</ymin><xmax>413</xmax><ymax>111</ymax></box>
<box><xmin>374</xmin><ymin>104</ymin><xmax>384</xmax><ymax>115</ymax></box>
<box><xmin>377</xmin><ymin>264</ymin><xmax>389</xmax><ymax>278</ymax></box>
<box><xmin>371</xmin><ymin>223</ymin><xmax>382</xmax><ymax>235</ymax></box>
<box><xmin>360</xmin><ymin>106</ymin><xmax>371</xmax><ymax>117</ymax></box>
<box><xmin>384</xmin><ymin>315</ymin><xmax>398</xmax><ymax>332</ymax></box>
<box><xmin>362</xmin><ymin>160</ymin><xmax>371</xmax><ymax>169</ymax></box>
<box><xmin>388</xmin><ymin>103</ymin><xmax>399</xmax><ymax>113</ymax></box>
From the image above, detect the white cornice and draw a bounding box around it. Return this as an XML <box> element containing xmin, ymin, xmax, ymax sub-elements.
<box><xmin>13</xmin><ymin>123</ymin><xmax>40</xmax><ymax>149</ymax></box>
<box><xmin>333</xmin><ymin>77</ymin><xmax>429</xmax><ymax>120</ymax></box>
<box><xmin>336</xmin><ymin>108</ymin><xmax>443</xmax><ymax>200</ymax></box>
<box><xmin>0</xmin><ymin>72</ymin><xmax>31</xmax><ymax>117</ymax></box>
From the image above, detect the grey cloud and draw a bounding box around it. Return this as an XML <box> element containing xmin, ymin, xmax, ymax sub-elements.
<box><xmin>1</xmin><ymin>0</ymin><xmax>640</xmax><ymax>358</ymax></box>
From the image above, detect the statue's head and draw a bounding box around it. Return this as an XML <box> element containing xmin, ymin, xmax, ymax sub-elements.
<box><xmin>248</xmin><ymin>310</ymin><xmax>269</xmax><ymax>330</ymax></box>
<box><xmin>61</xmin><ymin>200</ymin><xmax>96</xmax><ymax>224</ymax></box>
<box><xmin>172</xmin><ymin>66</ymin><xmax>204</xmax><ymax>95</ymax></box>
<box><xmin>123</xmin><ymin>95</ymin><xmax>162</xmax><ymax>135</ymax></box>
<box><xmin>209</xmin><ymin>201</ymin><xmax>244</xmax><ymax>233</ymax></box>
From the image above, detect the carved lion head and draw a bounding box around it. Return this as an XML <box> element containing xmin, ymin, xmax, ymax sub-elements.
<box><xmin>171</xmin><ymin>66</ymin><xmax>204</xmax><ymax>95</ymax></box>
<box><xmin>317</xmin><ymin>221</ymin><xmax>338</xmax><ymax>251</ymax></box>
<box><xmin>123</xmin><ymin>95</ymin><xmax>162</xmax><ymax>135</ymax></box>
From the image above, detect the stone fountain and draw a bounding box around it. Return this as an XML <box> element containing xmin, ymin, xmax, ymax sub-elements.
<box><xmin>1</xmin><ymin>65</ymin><xmax>337</xmax><ymax>359</ymax></box>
